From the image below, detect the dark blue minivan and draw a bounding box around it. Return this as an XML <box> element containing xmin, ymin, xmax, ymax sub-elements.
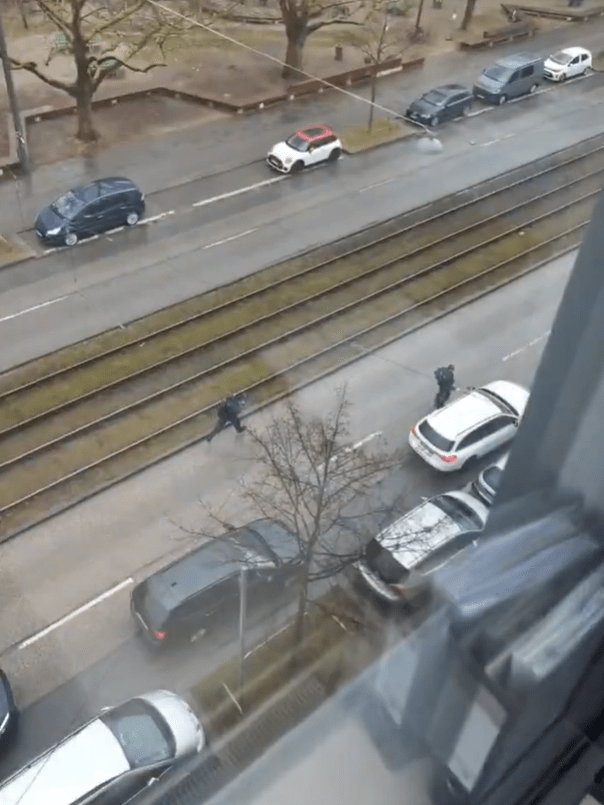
<box><xmin>35</xmin><ymin>176</ymin><xmax>145</xmax><ymax>247</ymax></box>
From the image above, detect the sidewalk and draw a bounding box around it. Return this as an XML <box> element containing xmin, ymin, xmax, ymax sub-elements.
<box><xmin>1</xmin><ymin>16</ymin><xmax>603</xmax><ymax>236</ymax></box>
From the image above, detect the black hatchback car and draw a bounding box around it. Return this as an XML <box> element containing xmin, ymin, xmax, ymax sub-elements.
<box><xmin>131</xmin><ymin>519</ymin><xmax>298</xmax><ymax>647</ymax></box>
<box><xmin>405</xmin><ymin>84</ymin><xmax>473</xmax><ymax>127</ymax></box>
<box><xmin>0</xmin><ymin>669</ymin><xmax>18</xmax><ymax>748</ymax></box>
<box><xmin>35</xmin><ymin>176</ymin><xmax>145</xmax><ymax>247</ymax></box>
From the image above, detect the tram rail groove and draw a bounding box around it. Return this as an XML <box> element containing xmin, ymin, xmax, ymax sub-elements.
<box><xmin>1</xmin><ymin>134</ymin><xmax>604</xmax><ymax>402</ymax></box>
<box><xmin>0</xmin><ymin>167</ymin><xmax>598</xmax><ymax>444</ymax></box>
<box><xmin>0</xmin><ymin>134</ymin><xmax>600</xmax><ymax>540</ymax></box>
<box><xmin>0</xmin><ymin>182</ymin><xmax>594</xmax><ymax>470</ymax></box>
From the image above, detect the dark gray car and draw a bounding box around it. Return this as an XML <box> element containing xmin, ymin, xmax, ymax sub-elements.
<box><xmin>131</xmin><ymin>519</ymin><xmax>298</xmax><ymax>647</ymax></box>
<box><xmin>35</xmin><ymin>176</ymin><xmax>145</xmax><ymax>247</ymax></box>
<box><xmin>405</xmin><ymin>84</ymin><xmax>473</xmax><ymax>127</ymax></box>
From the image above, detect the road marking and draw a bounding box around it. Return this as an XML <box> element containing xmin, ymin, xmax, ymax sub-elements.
<box><xmin>17</xmin><ymin>578</ymin><xmax>134</xmax><ymax>650</ymax></box>
<box><xmin>502</xmin><ymin>330</ymin><xmax>550</xmax><ymax>362</ymax></box>
<box><xmin>477</xmin><ymin>133</ymin><xmax>516</xmax><ymax>147</ymax></box>
<box><xmin>359</xmin><ymin>178</ymin><xmax>394</xmax><ymax>193</ymax></box>
<box><xmin>351</xmin><ymin>432</ymin><xmax>383</xmax><ymax>451</ymax></box>
<box><xmin>193</xmin><ymin>176</ymin><xmax>286</xmax><ymax>208</ymax></box>
<box><xmin>0</xmin><ymin>295</ymin><xmax>71</xmax><ymax>323</ymax></box>
<box><xmin>141</xmin><ymin>210</ymin><xmax>176</xmax><ymax>224</ymax></box>
<box><xmin>202</xmin><ymin>228</ymin><xmax>257</xmax><ymax>249</ymax></box>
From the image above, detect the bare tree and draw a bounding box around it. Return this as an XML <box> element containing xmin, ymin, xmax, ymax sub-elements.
<box><xmin>339</xmin><ymin>0</ymin><xmax>410</xmax><ymax>131</ymax></box>
<box><xmin>184</xmin><ymin>390</ymin><xmax>439</xmax><ymax>650</ymax></box>
<box><xmin>8</xmin><ymin>0</ymin><xmax>185</xmax><ymax>142</ymax></box>
<box><xmin>279</xmin><ymin>0</ymin><xmax>363</xmax><ymax>80</ymax></box>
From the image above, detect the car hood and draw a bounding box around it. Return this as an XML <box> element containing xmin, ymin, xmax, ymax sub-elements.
<box><xmin>268</xmin><ymin>141</ymin><xmax>301</xmax><ymax>163</ymax></box>
<box><xmin>544</xmin><ymin>56</ymin><xmax>566</xmax><ymax>71</ymax></box>
<box><xmin>34</xmin><ymin>205</ymin><xmax>64</xmax><ymax>233</ymax></box>
<box><xmin>483</xmin><ymin>380</ymin><xmax>530</xmax><ymax>418</ymax></box>
<box><xmin>474</xmin><ymin>74</ymin><xmax>503</xmax><ymax>91</ymax></box>
<box><xmin>140</xmin><ymin>690</ymin><xmax>204</xmax><ymax>755</ymax></box>
<box><xmin>407</xmin><ymin>98</ymin><xmax>441</xmax><ymax>117</ymax></box>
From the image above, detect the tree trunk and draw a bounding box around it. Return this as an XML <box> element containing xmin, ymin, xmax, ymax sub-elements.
<box><xmin>368</xmin><ymin>74</ymin><xmax>377</xmax><ymax>132</ymax></box>
<box><xmin>460</xmin><ymin>0</ymin><xmax>477</xmax><ymax>30</ymax></box>
<box><xmin>282</xmin><ymin>29</ymin><xmax>306</xmax><ymax>80</ymax></box>
<box><xmin>292</xmin><ymin>559</ymin><xmax>311</xmax><ymax>647</ymax></box>
<box><xmin>74</xmin><ymin>44</ymin><xmax>98</xmax><ymax>142</ymax></box>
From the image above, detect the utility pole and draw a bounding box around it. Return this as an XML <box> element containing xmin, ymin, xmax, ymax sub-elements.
<box><xmin>0</xmin><ymin>7</ymin><xmax>28</xmax><ymax>174</ymax></box>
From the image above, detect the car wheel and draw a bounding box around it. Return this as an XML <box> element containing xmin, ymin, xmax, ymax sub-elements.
<box><xmin>430</xmin><ymin>115</ymin><xmax>440</xmax><ymax>126</ymax></box>
<box><xmin>64</xmin><ymin>232</ymin><xmax>77</xmax><ymax>247</ymax></box>
<box><xmin>462</xmin><ymin>103</ymin><xmax>471</xmax><ymax>116</ymax></box>
<box><xmin>126</xmin><ymin>211</ymin><xmax>140</xmax><ymax>226</ymax></box>
<box><xmin>498</xmin><ymin>94</ymin><xmax>507</xmax><ymax>105</ymax></box>
<box><xmin>328</xmin><ymin>147</ymin><xmax>341</xmax><ymax>162</ymax></box>
<box><xmin>290</xmin><ymin>160</ymin><xmax>304</xmax><ymax>174</ymax></box>
<box><xmin>583</xmin><ymin>66</ymin><xmax>590</xmax><ymax>75</ymax></box>
<box><xmin>529</xmin><ymin>83</ymin><xmax>538</xmax><ymax>93</ymax></box>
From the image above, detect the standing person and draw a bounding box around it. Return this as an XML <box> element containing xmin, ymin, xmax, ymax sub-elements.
<box><xmin>434</xmin><ymin>365</ymin><xmax>455</xmax><ymax>409</ymax></box>
<box><xmin>206</xmin><ymin>394</ymin><xmax>247</xmax><ymax>442</ymax></box>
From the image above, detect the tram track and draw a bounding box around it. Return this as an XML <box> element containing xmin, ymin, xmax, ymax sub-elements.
<box><xmin>0</xmin><ymin>135</ymin><xmax>602</xmax><ymax>540</ymax></box>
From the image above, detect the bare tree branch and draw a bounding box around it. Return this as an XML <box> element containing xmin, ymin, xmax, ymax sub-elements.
<box><xmin>9</xmin><ymin>58</ymin><xmax>75</xmax><ymax>95</ymax></box>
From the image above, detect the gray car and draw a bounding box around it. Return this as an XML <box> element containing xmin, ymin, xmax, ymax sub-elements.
<box><xmin>405</xmin><ymin>84</ymin><xmax>473</xmax><ymax>127</ymax></box>
<box><xmin>473</xmin><ymin>53</ymin><xmax>544</xmax><ymax>104</ymax></box>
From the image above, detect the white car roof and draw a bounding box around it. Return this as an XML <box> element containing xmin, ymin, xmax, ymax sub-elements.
<box><xmin>424</xmin><ymin>381</ymin><xmax>529</xmax><ymax>442</ymax></box>
<box><xmin>0</xmin><ymin>719</ymin><xmax>129</xmax><ymax>805</ymax></box>
<box><xmin>377</xmin><ymin>491</ymin><xmax>487</xmax><ymax>570</ymax></box>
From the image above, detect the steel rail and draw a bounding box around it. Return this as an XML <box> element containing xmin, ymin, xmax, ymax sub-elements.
<box><xmin>1</xmin><ymin>138</ymin><xmax>603</xmax><ymax>403</ymax></box>
<box><xmin>0</xmin><ymin>217</ymin><xmax>586</xmax><ymax>521</ymax></box>
<box><xmin>0</xmin><ymin>162</ymin><xmax>600</xmax><ymax>443</ymax></box>
<box><xmin>0</xmin><ymin>186</ymin><xmax>593</xmax><ymax>477</ymax></box>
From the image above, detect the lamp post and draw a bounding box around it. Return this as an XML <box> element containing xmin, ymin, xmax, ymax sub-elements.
<box><xmin>0</xmin><ymin>8</ymin><xmax>28</xmax><ymax>174</ymax></box>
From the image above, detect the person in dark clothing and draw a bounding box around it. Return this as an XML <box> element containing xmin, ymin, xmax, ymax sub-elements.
<box><xmin>206</xmin><ymin>395</ymin><xmax>247</xmax><ymax>442</ymax></box>
<box><xmin>434</xmin><ymin>365</ymin><xmax>455</xmax><ymax>409</ymax></box>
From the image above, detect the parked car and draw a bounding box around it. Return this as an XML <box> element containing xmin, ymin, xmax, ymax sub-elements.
<box><xmin>355</xmin><ymin>491</ymin><xmax>488</xmax><ymax>605</ymax></box>
<box><xmin>0</xmin><ymin>690</ymin><xmax>203</xmax><ymax>805</ymax></box>
<box><xmin>266</xmin><ymin>125</ymin><xmax>342</xmax><ymax>173</ymax></box>
<box><xmin>471</xmin><ymin>452</ymin><xmax>509</xmax><ymax>505</ymax></box>
<box><xmin>0</xmin><ymin>669</ymin><xmax>18</xmax><ymax>749</ymax></box>
<box><xmin>409</xmin><ymin>380</ymin><xmax>529</xmax><ymax>472</ymax></box>
<box><xmin>131</xmin><ymin>519</ymin><xmax>298</xmax><ymax>646</ymax></box>
<box><xmin>473</xmin><ymin>52</ymin><xmax>544</xmax><ymax>104</ymax></box>
<box><xmin>34</xmin><ymin>176</ymin><xmax>145</xmax><ymax>247</ymax></box>
<box><xmin>544</xmin><ymin>46</ymin><xmax>591</xmax><ymax>81</ymax></box>
<box><xmin>405</xmin><ymin>84</ymin><xmax>473</xmax><ymax>127</ymax></box>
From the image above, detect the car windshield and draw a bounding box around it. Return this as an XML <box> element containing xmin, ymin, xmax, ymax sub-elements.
<box><xmin>52</xmin><ymin>190</ymin><xmax>83</xmax><ymax>219</ymax></box>
<box><xmin>364</xmin><ymin>539</ymin><xmax>407</xmax><ymax>584</ymax></box>
<box><xmin>285</xmin><ymin>134</ymin><xmax>310</xmax><ymax>152</ymax></box>
<box><xmin>483</xmin><ymin>65</ymin><xmax>509</xmax><ymax>81</ymax></box>
<box><xmin>422</xmin><ymin>90</ymin><xmax>446</xmax><ymax>106</ymax></box>
<box><xmin>478</xmin><ymin>387</ymin><xmax>519</xmax><ymax>416</ymax></box>
<box><xmin>432</xmin><ymin>494</ymin><xmax>484</xmax><ymax>530</ymax></box>
<box><xmin>550</xmin><ymin>51</ymin><xmax>573</xmax><ymax>65</ymax></box>
<box><xmin>418</xmin><ymin>420</ymin><xmax>454</xmax><ymax>452</ymax></box>
<box><xmin>101</xmin><ymin>698</ymin><xmax>175</xmax><ymax>768</ymax></box>
<box><xmin>483</xmin><ymin>465</ymin><xmax>503</xmax><ymax>491</ymax></box>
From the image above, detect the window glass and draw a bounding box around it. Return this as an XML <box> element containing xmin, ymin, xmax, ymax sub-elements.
<box><xmin>458</xmin><ymin>431</ymin><xmax>481</xmax><ymax>450</ymax></box>
<box><xmin>509</xmin><ymin>70</ymin><xmax>520</xmax><ymax>82</ymax></box>
<box><xmin>52</xmin><ymin>191</ymin><xmax>84</xmax><ymax>219</ymax></box>
<box><xmin>520</xmin><ymin>65</ymin><xmax>534</xmax><ymax>78</ymax></box>
<box><xmin>101</xmin><ymin>698</ymin><xmax>175</xmax><ymax>768</ymax></box>
<box><xmin>418</xmin><ymin>420</ymin><xmax>454</xmax><ymax>452</ymax></box>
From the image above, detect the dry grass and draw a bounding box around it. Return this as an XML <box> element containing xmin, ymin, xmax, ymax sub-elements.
<box><xmin>0</xmin><ymin>235</ymin><xmax>33</xmax><ymax>267</ymax></box>
<box><xmin>340</xmin><ymin>118</ymin><xmax>415</xmax><ymax>153</ymax></box>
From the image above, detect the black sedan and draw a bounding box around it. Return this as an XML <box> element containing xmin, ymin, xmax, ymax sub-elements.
<box><xmin>405</xmin><ymin>84</ymin><xmax>473</xmax><ymax>127</ymax></box>
<box><xmin>0</xmin><ymin>669</ymin><xmax>18</xmax><ymax>748</ymax></box>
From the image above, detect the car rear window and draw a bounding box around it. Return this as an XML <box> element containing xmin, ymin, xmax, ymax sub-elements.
<box><xmin>364</xmin><ymin>539</ymin><xmax>408</xmax><ymax>584</ymax></box>
<box><xmin>102</xmin><ymin>698</ymin><xmax>175</xmax><ymax>768</ymax></box>
<box><xmin>135</xmin><ymin>583</ymin><xmax>169</xmax><ymax>629</ymax></box>
<box><xmin>418</xmin><ymin>420</ymin><xmax>454</xmax><ymax>452</ymax></box>
<box><xmin>432</xmin><ymin>495</ymin><xmax>484</xmax><ymax>530</ymax></box>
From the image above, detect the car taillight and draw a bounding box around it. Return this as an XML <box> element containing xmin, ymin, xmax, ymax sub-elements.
<box><xmin>440</xmin><ymin>454</ymin><xmax>457</xmax><ymax>463</ymax></box>
<box><xmin>154</xmin><ymin>630</ymin><xmax>166</xmax><ymax>640</ymax></box>
<box><xmin>411</xmin><ymin>427</ymin><xmax>417</xmax><ymax>436</ymax></box>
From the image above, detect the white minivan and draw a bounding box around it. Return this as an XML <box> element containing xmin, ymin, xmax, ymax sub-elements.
<box><xmin>0</xmin><ymin>690</ymin><xmax>204</xmax><ymax>805</ymax></box>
